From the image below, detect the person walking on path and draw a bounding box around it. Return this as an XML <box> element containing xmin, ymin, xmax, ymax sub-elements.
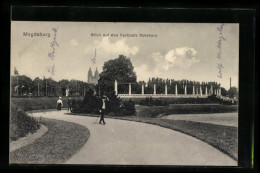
<box><xmin>99</xmin><ymin>95</ymin><xmax>109</xmax><ymax>125</ymax></box>
<box><xmin>57</xmin><ymin>97</ymin><xmax>63</xmax><ymax>111</ymax></box>
<box><xmin>68</xmin><ymin>97</ymin><xmax>72</xmax><ymax>112</ymax></box>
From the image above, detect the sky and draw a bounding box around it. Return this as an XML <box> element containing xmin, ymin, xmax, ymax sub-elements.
<box><xmin>11</xmin><ymin>21</ymin><xmax>239</xmax><ymax>90</ymax></box>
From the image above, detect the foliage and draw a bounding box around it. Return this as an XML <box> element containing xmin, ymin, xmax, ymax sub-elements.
<box><xmin>71</xmin><ymin>91</ymin><xmax>136</xmax><ymax>116</ymax></box>
<box><xmin>11</xmin><ymin>75</ymin><xmax>94</xmax><ymax>97</ymax></box>
<box><xmin>106</xmin><ymin>91</ymin><xmax>122</xmax><ymax>115</ymax></box>
<box><xmin>139</xmin><ymin>97</ymin><xmax>169</xmax><ymax>106</ymax></box>
<box><xmin>10</xmin><ymin>102</ymin><xmax>41</xmax><ymax>141</ymax></box>
<box><xmin>135</xmin><ymin>97</ymin><xmax>218</xmax><ymax>105</ymax></box>
<box><xmin>208</xmin><ymin>95</ymin><xmax>237</xmax><ymax>105</ymax></box>
<box><xmin>228</xmin><ymin>87</ymin><xmax>238</xmax><ymax>98</ymax></box>
<box><xmin>221</xmin><ymin>87</ymin><xmax>229</xmax><ymax>97</ymax></box>
<box><xmin>120</xmin><ymin>99</ymin><xmax>136</xmax><ymax>116</ymax></box>
<box><xmin>98</xmin><ymin>55</ymin><xmax>137</xmax><ymax>95</ymax></box>
<box><xmin>11</xmin><ymin>97</ymin><xmax>70</xmax><ymax>111</ymax></box>
<box><xmin>71</xmin><ymin>89</ymin><xmax>99</xmax><ymax>113</ymax></box>
<box><xmin>11</xmin><ymin>75</ymin><xmax>33</xmax><ymax>96</ymax></box>
<box><xmin>10</xmin><ymin>118</ymin><xmax>90</xmax><ymax>164</ymax></box>
<box><xmin>136</xmin><ymin>104</ymin><xmax>238</xmax><ymax>118</ymax></box>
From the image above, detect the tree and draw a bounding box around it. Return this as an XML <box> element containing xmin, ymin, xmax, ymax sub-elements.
<box><xmin>32</xmin><ymin>77</ymin><xmax>44</xmax><ymax>96</ymax></box>
<box><xmin>46</xmin><ymin>78</ymin><xmax>57</xmax><ymax>96</ymax></box>
<box><xmin>228</xmin><ymin>87</ymin><xmax>238</xmax><ymax>98</ymax></box>
<box><xmin>98</xmin><ymin>55</ymin><xmax>137</xmax><ymax>95</ymax></box>
<box><xmin>81</xmin><ymin>88</ymin><xmax>99</xmax><ymax>113</ymax></box>
<box><xmin>17</xmin><ymin>75</ymin><xmax>33</xmax><ymax>95</ymax></box>
<box><xmin>221</xmin><ymin>87</ymin><xmax>229</xmax><ymax>97</ymax></box>
<box><xmin>68</xmin><ymin>80</ymin><xmax>92</xmax><ymax>97</ymax></box>
<box><xmin>57</xmin><ymin>79</ymin><xmax>70</xmax><ymax>96</ymax></box>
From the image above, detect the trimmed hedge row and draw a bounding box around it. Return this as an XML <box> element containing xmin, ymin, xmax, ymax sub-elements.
<box><xmin>139</xmin><ymin>97</ymin><xmax>169</xmax><ymax>106</ymax></box>
<box><xmin>10</xmin><ymin>97</ymin><xmax>79</xmax><ymax>111</ymax></box>
<box><xmin>136</xmin><ymin>104</ymin><xmax>238</xmax><ymax>118</ymax></box>
<box><xmin>124</xmin><ymin>96</ymin><xmax>238</xmax><ymax>106</ymax></box>
<box><xmin>121</xmin><ymin>97</ymin><xmax>218</xmax><ymax>105</ymax></box>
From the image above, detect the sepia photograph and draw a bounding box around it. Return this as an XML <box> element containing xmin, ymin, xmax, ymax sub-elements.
<box><xmin>10</xmin><ymin>21</ymin><xmax>239</xmax><ymax>166</ymax></box>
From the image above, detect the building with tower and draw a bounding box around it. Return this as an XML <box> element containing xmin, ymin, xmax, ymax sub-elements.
<box><xmin>88</xmin><ymin>67</ymin><xmax>99</xmax><ymax>84</ymax></box>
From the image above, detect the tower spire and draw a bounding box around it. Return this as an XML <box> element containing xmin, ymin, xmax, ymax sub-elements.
<box><xmin>88</xmin><ymin>67</ymin><xmax>93</xmax><ymax>83</ymax></box>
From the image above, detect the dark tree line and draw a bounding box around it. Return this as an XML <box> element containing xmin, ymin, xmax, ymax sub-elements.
<box><xmin>11</xmin><ymin>75</ymin><xmax>94</xmax><ymax>97</ymax></box>
<box><xmin>12</xmin><ymin>55</ymin><xmax>238</xmax><ymax>98</ymax></box>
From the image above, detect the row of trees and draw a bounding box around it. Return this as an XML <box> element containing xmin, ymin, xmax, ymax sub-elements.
<box><xmin>12</xmin><ymin>55</ymin><xmax>238</xmax><ymax>99</ymax></box>
<box><xmin>11</xmin><ymin>74</ymin><xmax>94</xmax><ymax>97</ymax></box>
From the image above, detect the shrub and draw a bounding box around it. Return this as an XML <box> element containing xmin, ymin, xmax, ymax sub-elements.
<box><xmin>208</xmin><ymin>95</ymin><xmax>238</xmax><ymax>105</ymax></box>
<box><xmin>120</xmin><ymin>99</ymin><xmax>136</xmax><ymax>116</ymax></box>
<box><xmin>123</xmin><ymin>97</ymin><xmax>221</xmax><ymax>105</ymax></box>
<box><xmin>11</xmin><ymin>97</ymin><xmax>70</xmax><ymax>111</ymax></box>
<box><xmin>71</xmin><ymin>89</ymin><xmax>99</xmax><ymax>113</ymax></box>
<box><xmin>10</xmin><ymin>102</ymin><xmax>40</xmax><ymax>141</ymax></box>
<box><xmin>106</xmin><ymin>91</ymin><xmax>121</xmax><ymax>115</ymax></box>
<box><xmin>139</xmin><ymin>97</ymin><xmax>169</xmax><ymax>106</ymax></box>
<box><xmin>70</xmin><ymin>99</ymin><xmax>84</xmax><ymax>113</ymax></box>
<box><xmin>71</xmin><ymin>91</ymin><xmax>136</xmax><ymax>116</ymax></box>
<box><xmin>136</xmin><ymin>104</ymin><xmax>238</xmax><ymax>118</ymax></box>
<box><xmin>81</xmin><ymin>89</ymin><xmax>99</xmax><ymax>113</ymax></box>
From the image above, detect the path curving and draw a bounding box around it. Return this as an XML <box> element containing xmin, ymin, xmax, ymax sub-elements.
<box><xmin>30</xmin><ymin>110</ymin><xmax>236</xmax><ymax>166</ymax></box>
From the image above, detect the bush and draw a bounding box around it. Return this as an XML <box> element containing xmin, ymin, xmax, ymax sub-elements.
<box><xmin>208</xmin><ymin>95</ymin><xmax>238</xmax><ymax>105</ymax></box>
<box><xmin>139</xmin><ymin>97</ymin><xmax>169</xmax><ymax>106</ymax></box>
<box><xmin>71</xmin><ymin>91</ymin><xmax>136</xmax><ymax>116</ymax></box>
<box><xmin>136</xmin><ymin>104</ymin><xmax>238</xmax><ymax>118</ymax></box>
<box><xmin>11</xmin><ymin>97</ymin><xmax>71</xmax><ymax>111</ymax></box>
<box><xmin>120</xmin><ymin>99</ymin><xmax>136</xmax><ymax>116</ymax></box>
<box><xmin>71</xmin><ymin>89</ymin><xmax>99</xmax><ymax>113</ymax></box>
<box><xmin>123</xmin><ymin>97</ymin><xmax>222</xmax><ymax>105</ymax></box>
<box><xmin>10</xmin><ymin>102</ymin><xmax>41</xmax><ymax>141</ymax></box>
<box><xmin>106</xmin><ymin>91</ymin><xmax>121</xmax><ymax>115</ymax></box>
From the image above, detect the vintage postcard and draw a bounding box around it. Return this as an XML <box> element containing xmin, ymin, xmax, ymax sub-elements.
<box><xmin>10</xmin><ymin>21</ymin><xmax>239</xmax><ymax>165</ymax></box>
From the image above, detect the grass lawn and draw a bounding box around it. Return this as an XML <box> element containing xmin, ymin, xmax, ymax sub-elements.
<box><xmin>9</xmin><ymin>118</ymin><xmax>90</xmax><ymax>164</ymax></box>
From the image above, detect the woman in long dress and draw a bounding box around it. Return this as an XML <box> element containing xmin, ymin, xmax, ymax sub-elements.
<box><xmin>57</xmin><ymin>97</ymin><xmax>63</xmax><ymax>110</ymax></box>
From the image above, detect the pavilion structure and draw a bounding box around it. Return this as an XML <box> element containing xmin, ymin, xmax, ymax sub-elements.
<box><xmin>114</xmin><ymin>80</ymin><xmax>221</xmax><ymax>98</ymax></box>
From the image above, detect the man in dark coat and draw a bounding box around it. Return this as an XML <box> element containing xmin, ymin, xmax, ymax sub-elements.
<box><xmin>68</xmin><ymin>97</ymin><xmax>72</xmax><ymax>112</ymax></box>
<box><xmin>99</xmin><ymin>95</ymin><xmax>109</xmax><ymax>125</ymax></box>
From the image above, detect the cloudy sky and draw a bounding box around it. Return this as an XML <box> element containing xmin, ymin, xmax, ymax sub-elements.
<box><xmin>11</xmin><ymin>21</ymin><xmax>239</xmax><ymax>90</ymax></box>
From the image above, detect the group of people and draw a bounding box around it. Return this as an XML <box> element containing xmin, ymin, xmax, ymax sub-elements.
<box><xmin>56</xmin><ymin>95</ymin><xmax>109</xmax><ymax>125</ymax></box>
<box><xmin>56</xmin><ymin>96</ymin><xmax>72</xmax><ymax>111</ymax></box>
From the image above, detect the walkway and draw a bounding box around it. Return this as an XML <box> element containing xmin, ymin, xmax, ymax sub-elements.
<box><xmin>30</xmin><ymin>110</ymin><xmax>236</xmax><ymax>165</ymax></box>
